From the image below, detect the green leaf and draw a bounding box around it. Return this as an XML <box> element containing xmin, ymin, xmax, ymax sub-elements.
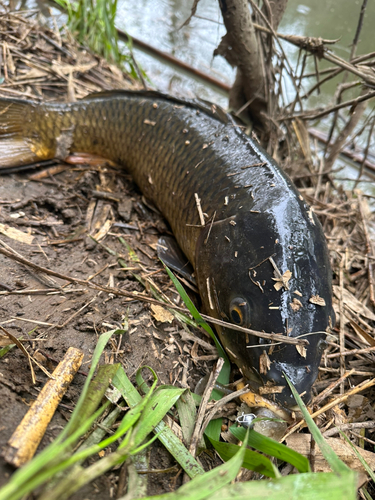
<box><xmin>284</xmin><ymin>374</ymin><xmax>351</xmax><ymax>475</ymax></box>
<box><xmin>112</xmin><ymin>365</ymin><xmax>204</xmax><ymax>478</ymax></box>
<box><xmin>139</xmin><ymin>430</ymin><xmax>249</xmax><ymax>500</ymax></box>
<box><xmin>207</xmin><ymin>436</ymin><xmax>277</xmax><ymax>478</ymax></box>
<box><xmin>230</xmin><ymin>427</ymin><xmax>310</xmax><ymax>473</ymax></box>
<box><xmin>164</xmin><ymin>266</ymin><xmax>230</xmax><ymax>441</ymax></box>
<box><xmin>204</xmin><ymin>471</ymin><xmax>357</xmax><ymax>500</ymax></box>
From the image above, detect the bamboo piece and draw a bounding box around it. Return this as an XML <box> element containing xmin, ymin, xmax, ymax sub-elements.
<box><xmin>4</xmin><ymin>347</ymin><xmax>84</xmax><ymax>468</ymax></box>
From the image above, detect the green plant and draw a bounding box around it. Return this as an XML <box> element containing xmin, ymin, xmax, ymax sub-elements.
<box><xmin>53</xmin><ymin>0</ymin><xmax>144</xmax><ymax>79</ymax></box>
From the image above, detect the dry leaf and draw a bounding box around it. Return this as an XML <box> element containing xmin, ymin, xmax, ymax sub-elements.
<box><xmin>0</xmin><ymin>223</ymin><xmax>34</xmax><ymax>245</ymax></box>
<box><xmin>333</xmin><ymin>285</ymin><xmax>375</xmax><ymax>321</ymax></box>
<box><xmin>309</xmin><ymin>294</ymin><xmax>326</xmax><ymax>306</ymax></box>
<box><xmin>150</xmin><ymin>304</ymin><xmax>174</xmax><ymax>323</ymax></box>
<box><xmin>296</xmin><ymin>344</ymin><xmax>307</xmax><ymax>358</ymax></box>
<box><xmin>349</xmin><ymin>320</ymin><xmax>375</xmax><ymax>347</ymax></box>
<box><xmin>286</xmin><ymin>433</ymin><xmax>375</xmax><ymax>475</ymax></box>
<box><xmin>290</xmin><ymin>298</ymin><xmax>303</xmax><ymax>312</ymax></box>
<box><xmin>307</xmin><ymin>207</ymin><xmax>315</xmax><ymax>225</ymax></box>
<box><xmin>259</xmin><ymin>350</ymin><xmax>271</xmax><ymax>374</ymax></box>
<box><xmin>273</xmin><ymin>269</ymin><xmax>292</xmax><ymax>291</ymax></box>
<box><xmin>52</xmin><ymin>61</ymin><xmax>97</xmax><ymax>76</ymax></box>
<box><xmin>16</xmin><ymin>67</ymin><xmax>48</xmax><ymax>80</ymax></box>
<box><xmin>91</xmin><ymin>219</ymin><xmax>113</xmax><ymax>241</ymax></box>
<box><xmin>259</xmin><ymin>385</ymin><xmax>285</xmax><ymax>395</ymax></box>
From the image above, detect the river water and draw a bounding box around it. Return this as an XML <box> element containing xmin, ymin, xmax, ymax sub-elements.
<box><xmin>116</xmin><ymin>0</ymin><xmax>375</xmax><ymax>107</ymax></box>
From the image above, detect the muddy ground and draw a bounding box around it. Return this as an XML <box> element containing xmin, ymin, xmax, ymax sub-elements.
<box><xmin>0</xmin><ymin>165</ymin><xmax>220</xmax><ymax>497</ymax></box>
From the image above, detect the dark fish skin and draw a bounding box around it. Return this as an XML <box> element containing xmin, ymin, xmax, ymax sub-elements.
<box><xmin>0</xmin><ymin>90</ymin><xmax>335</xmax><ymax>406</ymax></box>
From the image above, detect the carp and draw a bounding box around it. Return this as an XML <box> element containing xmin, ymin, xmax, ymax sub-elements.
<box><xmin>0</xmin><ymin>90</ymin><xmax>335</xmax><ymax>406</ymax></box>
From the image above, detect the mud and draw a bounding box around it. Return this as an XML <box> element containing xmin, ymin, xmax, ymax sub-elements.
<box><xmin>0</xmin><ymin>165</ymin><xmax>216</xmax><ymax>497</ymax></box>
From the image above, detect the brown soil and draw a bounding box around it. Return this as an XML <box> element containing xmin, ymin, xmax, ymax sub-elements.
<box><xmin>0</xmin><ymin>164</ymin><xmax>214</xmax><ymax>498</ymax></box>
<box><xmin>1</xmin><ymin>5</ymin><xmax>375</xmax><ymax>500</ymax></box>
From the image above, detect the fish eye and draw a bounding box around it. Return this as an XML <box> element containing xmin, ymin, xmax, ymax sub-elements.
<box><xmin>229</xmin><ymin>298</ymin><xmax>250</xmax><ymax>326</ymax></box>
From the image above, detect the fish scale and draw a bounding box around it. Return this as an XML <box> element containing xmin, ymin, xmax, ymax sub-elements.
<box><xmin>0</xmin><ymin>89</ymin><xmax>335</xmax><ymax>407</ymax></box>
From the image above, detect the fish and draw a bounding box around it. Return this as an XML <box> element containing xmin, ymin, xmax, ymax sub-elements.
<box><xmin>0</xmin><ymin>89</ymin><xmax>335</xmax><ymax>407</ymax></box>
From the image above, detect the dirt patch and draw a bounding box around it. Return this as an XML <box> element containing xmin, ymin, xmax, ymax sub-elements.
<box><xmin>0</xmin><ymin>164</ymin><xmax>216</xmax><ymax>495</ymax></box>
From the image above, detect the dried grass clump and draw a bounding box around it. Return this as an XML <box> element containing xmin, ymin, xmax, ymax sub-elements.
<box><xmin>0</xmin><ymin>3</ymin><xmax>139</xmax><ymax>101</ymax></box>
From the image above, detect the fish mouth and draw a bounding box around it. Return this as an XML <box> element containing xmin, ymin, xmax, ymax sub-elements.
<box><xmin>262</xmin><ymin>360</ymin><xmax>316</xmax><ymax>407</ymax></box>
<box><xmin>218</xmin><ymin>325</ymin><xmax>320</xmax><ymax>408</ymax></box>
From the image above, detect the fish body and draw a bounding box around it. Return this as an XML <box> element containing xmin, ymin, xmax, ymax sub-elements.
<box><xmin>0</xmin><ymin>90</ymin><xmax>334</xmax><ymax>406</ymax></box>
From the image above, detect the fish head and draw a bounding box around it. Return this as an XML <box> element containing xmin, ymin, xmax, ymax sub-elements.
<box><xmin>195</xmin><ymin>204</ymin><xmax>335</xmax><ymax>408</ymax></box>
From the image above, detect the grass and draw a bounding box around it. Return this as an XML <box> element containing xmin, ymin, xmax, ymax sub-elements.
<box><xmin>53</xmin><ymin>0</ymin><xmax>145</xmax><ymax>80</ymax></box>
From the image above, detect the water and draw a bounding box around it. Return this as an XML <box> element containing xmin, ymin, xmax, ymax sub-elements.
<box><xmin>117</xmin><ymin>0</ymin><xmax>375</xmax><ymax>107</ymax></box>
<box><xmin>116</xmin><ymin>0</ymin><xmax>233</xmax><ymax>106</ymax></box>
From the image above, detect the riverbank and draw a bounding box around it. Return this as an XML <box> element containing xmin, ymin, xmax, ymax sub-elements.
<box><xmin>1</xmin><ymin>5</ymin><xmax>375</xmax><ymax>498</ymax></box>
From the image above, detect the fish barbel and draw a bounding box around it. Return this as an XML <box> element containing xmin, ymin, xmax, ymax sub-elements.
<box><xmin>0</xmin><ymin>90</ymin><xmax>335</xmax><ymax>406</ymax></box>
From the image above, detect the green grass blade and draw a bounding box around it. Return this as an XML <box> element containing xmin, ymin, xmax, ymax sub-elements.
<box><xmin>112</xmin><ymin>364</ymin><xmax>142</xmax><ymax>406</ymax></box>
<box><xmin>0</xmin><ymin>329</ymin><xmax>119</xmax><ymax>500</ymax></box>
<box><xmin>164</xmin><ymin>266</ymin><xmax>230</xmax><ymax>441</ymax></box>
<box><xmin>176</xmin><ymin>390</ymin><xmax>197</xmax><ymax>446</ymax></box>
<box><xmin>164</xmin><ymin>266</ymin><xmax>229</xmax><ymax>365</ymax></box>
<box><xmin>131</xmin><ymin>386</ymin><xmax>186</xmax><ymax>446</ymax></box>
<box><xmin>112</xmin><ymin>366</ymin><xmax>204</xmax><ymax>478</ymax></box>
<box><xmin>61</xmin><ymin>329</ymin><xmax>124</xmax><ymax>440</ymax></box>
<box><xmin>139</xmin><ymin>430</ymin><xmax>249</xmax><ymax>500</ymax></box>
<box><xmin>284</xmin><ymin>374</ymin><xmax>351</xmax><ymax>475</ymax></box>
<box><xmin>207</xmin><ymin>436</ymin><xmax>278</xmax><ymax>478</ymax></box>
<box><xmin>65</xmin><ymin>363</ymin><xmax>120</xmax><ymax>438</ymax></box>
<box><xmin>339</xmin><ymin>429</ymin><xmax>375</xmax><ymax>482</ymax></box>
<box><xmin>204</xmin><ymin>471</ymin><xmax>357</xmax><ymax>500</ymax></box>
<box><xmin>0</xmin><ymin>403</ymin><xmax>110</xmax><ymax>500</ymax></box>
<box><xmin>230</xmin><ymin>426</ymin><xmax>310</xmax><ymax>473</ymax></box>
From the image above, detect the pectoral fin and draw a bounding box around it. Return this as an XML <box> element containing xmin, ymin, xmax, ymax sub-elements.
<box><xmin>157</xmin><ymin>235</ymin><xmax>197</xmax><ymax>289</ymax></box>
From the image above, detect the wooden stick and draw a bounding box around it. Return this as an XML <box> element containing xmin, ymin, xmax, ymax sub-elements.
<box><xmin>4</xmin><ymin>347</ymin><xmax>84</xmax><ymax>467</ymax></box>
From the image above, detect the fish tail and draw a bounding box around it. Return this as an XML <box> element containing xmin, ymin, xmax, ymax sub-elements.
<box><xmin>0</xmin><ymin>98</ymin><xmax>40</xmax><ymax>169</ymax></box>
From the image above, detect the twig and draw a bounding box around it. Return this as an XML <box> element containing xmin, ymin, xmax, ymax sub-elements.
<box><xmin>189</xmin><ymin>358</ymin><xmax>224</xmax><ymax>457</ymax></box>
<box><xmin>350</xmin><ymin>0</ymin><xmax>368</xmax><ymax>60</ymax></box>
<box><xmin>3</xmin><ymin>347</ymin><xmax>83</xmax><ymax>467</ymax></box>
<box><xmin>283</xmin><ymin>377</ymin><xmax>375</xmax><ymax>440</ymax></box>
<box><xmin>339</xmin><ymin>255</ymin><xmax>346</xmax><ymax>395</ymax></box>
<box><xmin>201</xmin><ymin>385</ymin><xmax>251</xmax><ymax>435</ymax></box>
<box><xmin>358</xmin><ymin>193</ymin><xmax>375</xmax><ymax>306</ymax></box>
<box><xmin>312</xmin><ymin>369</ymin><xmax>355</xmax><ymax>406</ymax></box>
<box><xmin>323</xmin><ymin>421</ymin><xmax>375</xmax><ymax>438</ymax></box>
<box><xmin>288</xmin><ymin>90</ymin><xmax>375</xmax><ymax>121</ymax></box>
<box><xmin>194</xmin><ymin>193</ymin><xmax>205</xmax><ymax>226</ymax></box>
<box><xmin>326</xmin><ymin>346</ymin><xmax>375</xmax><ymax>358</ymax></box>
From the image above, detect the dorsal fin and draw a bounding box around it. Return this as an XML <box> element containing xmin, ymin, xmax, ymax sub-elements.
<box><xmin>81</xmin><ymin>89</ymin><xmax>229</xmax><ymax>125</ymax></box>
